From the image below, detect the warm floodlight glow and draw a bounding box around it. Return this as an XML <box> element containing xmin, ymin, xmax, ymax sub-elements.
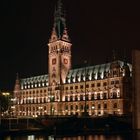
<box><xmin>2</xmin><ymin>92</ymin><xmax>10</xmax><ymax>96</ymax></box>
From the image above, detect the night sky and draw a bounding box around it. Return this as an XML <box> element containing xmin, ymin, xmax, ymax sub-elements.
<box><xmin>1</xmin><ymin>0</ymin><xmax>140</xmax><ymax>91</ymax></box>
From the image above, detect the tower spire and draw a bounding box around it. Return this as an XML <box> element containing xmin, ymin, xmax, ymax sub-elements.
<box><xmin>14</xmin><ymin>73</ymin><xmax>20</xmax><ymax>98</ymax></box>
<box><xmin>49</xmin><ymin>0</ymin><xmax>70</xmax><ymax>42</ymax></box>
<box><xmin>54</xmin><ymin>0</ymin><xmax>64</xmax><ymax>19</ymax></box>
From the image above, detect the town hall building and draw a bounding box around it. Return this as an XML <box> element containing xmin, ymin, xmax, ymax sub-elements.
<box><xmin>12</xmin><ymin>0</ymin><xmax>132</xmax><ymax>117</ymax></box>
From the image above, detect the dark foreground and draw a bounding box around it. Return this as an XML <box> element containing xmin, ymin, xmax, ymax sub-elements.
<box><xmin>0</xmin><ymin>115</ymin><xmax>132</xmax><ymax>136</ymax></box>
<box><xmin>1</xmin><ymin>131</ymin><xmax>140</xmax><ymax>140</ymax></box>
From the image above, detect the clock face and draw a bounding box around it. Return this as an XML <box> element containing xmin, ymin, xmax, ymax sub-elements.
<box><xmin>64</xmin><ymin>58</ymin><xmax>68</xmax><ymax>64</ymax></box>
<box><xmin>52</xmin><ymin>58</ymin><xmax>56</xmax><ymax>65</ymax></box>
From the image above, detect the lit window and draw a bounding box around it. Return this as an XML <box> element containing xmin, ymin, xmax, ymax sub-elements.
<box><xmin>117</xmin><ymin>91</ymin><xmax>120</xmax><ymax>98</ymax></box>
<box><xmin>91</xmin><ymin>105</ymin><xmax>95</xmax><ymax>109</ymax></box>
<box><xmin>94</xmin><ymin>93</ymin><xmax>97</xmax><ymax>99</ymax></box>
<box><xmin>42</xmin><ymin>83</ymin><xmax>44</xmax><ymax>86</ymax></box>
<box><xmin>21</xmin><ymin>86</ymin><xmax>23</xmax><ymax>90</ymax></box>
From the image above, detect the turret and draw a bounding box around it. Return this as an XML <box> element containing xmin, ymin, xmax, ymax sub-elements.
<box><xmin>13</xmin><ymin>73</ymin><xmax>20</xmax><ymax>98</ymax></box>
<box><xmin>109</xmin><ymin>50</ymin><xmax>121</xmax><ymax>77</ymax></box>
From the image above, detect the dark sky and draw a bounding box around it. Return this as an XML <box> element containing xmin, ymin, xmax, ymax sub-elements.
<box><xmin>1</xmin><ymin>0</ymin><xmax>140</xmax><ymax>91</ymax></box>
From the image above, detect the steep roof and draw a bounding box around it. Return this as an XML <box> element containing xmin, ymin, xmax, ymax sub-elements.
<box><xmin>20</xmin><ymin>60</ymin><xmax>132</xmax><ymax>89</ymax></box>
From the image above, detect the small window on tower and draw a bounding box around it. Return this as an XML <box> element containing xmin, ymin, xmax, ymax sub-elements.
<box><xmin>64</xmin><ymin>58</ymin><xmax>68</xmax><ymax>64</ymax></box>
<box><xmin>52</xmin><ymin>58</ymin><xmax>56</xmax><ymax>65</ymax></box>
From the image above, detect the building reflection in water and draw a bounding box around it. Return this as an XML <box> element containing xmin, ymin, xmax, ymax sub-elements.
<box><xmin>2</xmin><ymin>132</ymin><xmax>140</xmax><ymax>140</ymax></box>
<box><xmin>28</xmin><ymin>135</ymin><xmax>35</xmax><ymax>140</ymax></box>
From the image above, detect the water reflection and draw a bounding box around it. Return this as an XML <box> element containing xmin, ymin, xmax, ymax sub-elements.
<box><xmin>2</xmin><ymin>131</ymin><xmax>140</xmax><ymax>140</ymax></box>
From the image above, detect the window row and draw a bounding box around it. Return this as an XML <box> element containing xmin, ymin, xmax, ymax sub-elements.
<box><xmin>22</xmin><ymin>89</ymin><xmax>47</xmax><ymax>95</ymax></box>
<box><xmin>21</xmin><ymin>82</ymin><xmax>48</xmax><ymax>89</ymax></box>
<box><xmin>65</xmin><ymin>80</ymin><xmax>120</xmax><ymax>90</ymax></box>
<box><xmin>64</xmin><ymin>103</ymin><xmax>118</xmax><ymax>110</ymax></box>
<box><xmin>64</xmin><ymin>92</ymin><xmax>120</xmax><ymax>101</ymax></box>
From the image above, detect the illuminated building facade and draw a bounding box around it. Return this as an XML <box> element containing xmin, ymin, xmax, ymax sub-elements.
<box><xmin>12</xmin><ymin>0</ymin><xmax>132</xmax><ymax>117</ymax></box>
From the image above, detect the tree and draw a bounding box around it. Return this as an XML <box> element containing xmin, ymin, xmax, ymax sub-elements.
<box><xmin>0</xmin><ymin>93</ymin><xmax>10</xmax><ymax>114</ymax></box>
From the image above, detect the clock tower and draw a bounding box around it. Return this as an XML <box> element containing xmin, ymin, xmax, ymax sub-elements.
<box><xmin>48</xmin><ymin>0</ymin><xmax>72</xmax><ymax>86</ymax></box>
